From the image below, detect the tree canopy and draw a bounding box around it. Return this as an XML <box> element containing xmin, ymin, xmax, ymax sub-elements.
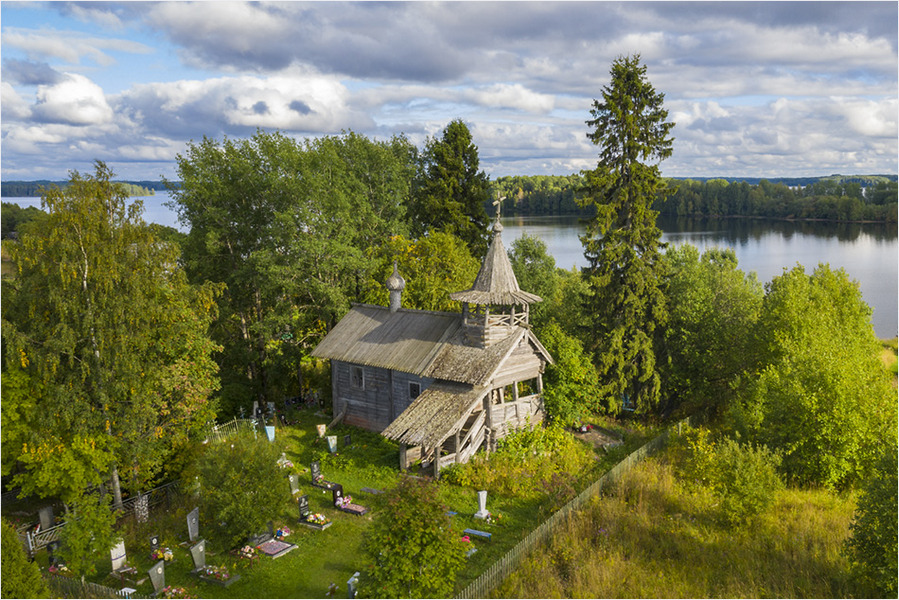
<box><xmin>410</xmin><ymin>119</ymin><xmax>491</xmax><ymax>257</ymax></box>
<box><xmin>579</xmin><ymin>54</ymin><xmax>675</xmax><ymax>414</ymax></box>
<box><xmin>2</xmin><ymin>162</ymin><xmax>221</xmax><ymax>508</ymax></box>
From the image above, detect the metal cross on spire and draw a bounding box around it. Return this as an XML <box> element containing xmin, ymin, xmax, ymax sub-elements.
<box><xmin>493</xmin><ymin>194</ymin><xmax>506</xmax><ymax>221</ymax></box>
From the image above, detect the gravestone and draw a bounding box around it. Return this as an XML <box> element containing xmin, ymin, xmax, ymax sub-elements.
<box><xmin>344</xmin><ymin>434</ymin><xmax>352</xmax><ymax>447</ymax></box>
<box><xmin>38</xmin><ymin>506</ymin><xmax>54</xmax><ymax>530</ymax></box>
<box><xmin>252</xmin><ymin>400</ymin><xmax>259</xmax><ymax>419</ymax></box>
<box><xmin>347</xmin><ymin>571</ymin><xmax>360</xmax><ymax>599</ymax></box>
<box><xmin>474</xmin><ymin>490</ymin><xmax>490</xmax><ymax>519</ymax></box>
<box><xmin>148</xmin><ymin>560</ymin><xmax>166</xmax><ymax>595</ymax></box>
<box><xmin>134</xmin><ymin>494</ymin><xmax>149</xmax><ymax>524</ymax></box>
<box><xmin>316</xmin><ymin>424</ymin><xmax>327</xmax><ymax>438</ymax></box>
<box><xmin>311</xmin><ymin>460</ymin><xmax>322</xmax><ymax>482</ymax></box>
<box><xmin>149</xmin><ymin>534</ymin><xmax>160</xmax><ymax>552</ymax></box>
<box><xmin>298</xmin><ymin>494</ymin><xmax>311</xmax><ymax>520</ymax></box>
<box><xmin>327</xmin><ymin>435</ymin><xmax>338</xmax><ymax>454</ymax></box>
<box><xmin>189</xmin><ymin>539</ymin><xmax>206</xmax><ymax>571</ymax></box>
<box><xmin>266</xmin><ymin>425</ymin><xmax>276</xmax><ymax>442</ymax></box>
<box><xmin>288</xmin><ymin>473</ymin><xmax>300</xmax><ymax>496</ymax></box>
<box><xmin>110</xmin><ymin>539</ymin><xmax>128</xmax><ymax>571</ymax></box>
<box><xmin>187</xmin><ymin>507</ymin><xmax>200</xmax><ymax>542</ymax></box>
<box><xmin>332</xmin><ymin>483</ymin><xmax>344</xmax><ymax>507</ymax></box>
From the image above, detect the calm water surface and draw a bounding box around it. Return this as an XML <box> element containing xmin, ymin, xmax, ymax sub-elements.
<box><xmin>502</xmin><ymin>214</ymin><xmax>898</xmax><ymax>339</ymax></box>
<box><xmin>6</xmin><ymin>194</ymin><xmax>896</xmax><ymax>337</ymax></box>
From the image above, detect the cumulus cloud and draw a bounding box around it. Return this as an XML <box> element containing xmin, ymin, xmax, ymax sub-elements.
<box><xmin>32</xmin><ymin>73</ymin><xmax>114</xmax><ymax>125</ymax></box>
<box><xmin>3</xmin><ymin>27</ymin><xmax>152</xmax><ymax>67</ymax></box>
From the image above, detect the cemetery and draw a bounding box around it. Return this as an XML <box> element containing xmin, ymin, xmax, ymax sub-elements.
<box><xmin>4</xmin><ymin>401</ymin><xmax>656</xmax><ymax>598</ymax></box>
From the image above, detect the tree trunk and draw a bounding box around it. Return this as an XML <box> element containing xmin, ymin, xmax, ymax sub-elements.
<box><xmin>110</xmin><ymin>464</ymin><xmax>124</xmax><ymax>511</ymax></box>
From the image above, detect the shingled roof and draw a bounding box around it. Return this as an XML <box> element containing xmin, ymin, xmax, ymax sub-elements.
<box><xmin>380</xmin><ymin>382</ymin><xmax>489</xmax><ymax>447</ymax></box>
<box><xmin>449</xmin><ymin>220</ymin><xmax>542</xmax><ymax>306</ymax></box>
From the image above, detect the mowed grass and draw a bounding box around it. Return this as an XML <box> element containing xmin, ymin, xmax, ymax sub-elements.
<box><xmin>494</xmin><ymin>458</ymin><xmax>857</xmax><ymax>599</ymax></box>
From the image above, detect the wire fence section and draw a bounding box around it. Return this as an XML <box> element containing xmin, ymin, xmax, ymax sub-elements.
<box><xmin>455</xmin><ymin>415</ymin><xmax>697</xmax><ymax>599</ymax></box>
<box><xmin>205</xmin><ymin>417</ymin><xmax>259</xmax><ymax>443</ymax></box>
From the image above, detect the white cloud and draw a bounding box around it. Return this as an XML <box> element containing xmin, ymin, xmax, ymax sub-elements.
<box><xmin>2</xmin><ymin>28</ymin><xmax>152</xmax><ymax>67</ymax></box>
<box><xmin>1</xmin><ymin>82</ymin><xmax>32</xmax><ymax>120</ymax></box>
<box><xmin>32</xmin><ymin>74</ymin><xmax>114</xmax><ymax>125</ymax></box>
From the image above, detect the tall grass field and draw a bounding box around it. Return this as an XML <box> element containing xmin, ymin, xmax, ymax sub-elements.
<box><xmin>495</xmin><ymin>458</ymin><xmax>857</xmax><ymax>598</ymax></box>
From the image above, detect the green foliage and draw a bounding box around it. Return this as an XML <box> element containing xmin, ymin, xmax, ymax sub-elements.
<box><xmin>1</xmin><ymin>202</ymin><xmax>47</xmax><ymax>239</ymax></box>
<box><xmin>441</xmin><ymin>424</ymin><xmax>594</xmax><ymax>501</ymax></box>
<box><xmin>58</xmin><ymin>492</ymin><xmax>118</xmax><ymax>577</ymax></box>
<box><xmin>845</xmin><ymin>446</ymin><xmax>898</xmax><ymax>598</ymax></box>
<box><xmin>184</xmin><ymin>433</ymin><xmax>285</xmax><ymax>548</ymax></box>
<box><xmin>171</xmin><ymin>130</ymin><xmax>416</xmax><ymax>413</ymax></box>
<box><xmin>359</xmin><ymin>475</ymin><xmax>466</xmax><ymax>599</ymax></box>
<box><xmin>580</xmin><ymin>55</ymin><xmax>674</xmax><ymax>414</ymax></box>
<box><xmin>1</xmin><ymin>518</ymin><xmax>51</xmax><ymax>598</ymax></box>
<box><xmin>538</xmin><ymin>322</ymin><xmax>607</xmax><ymax>424</ymax></box>
<box><xmin>491</xmin><ymin>174</ymin><xmax>593</xmax><ymax>216</ymax></box>
<box><xmin>660</xmin><ymin>244</ymin><xmax>764</xmax><ymax>416</ymax></box>
<box><xmin>671</xmin><ymin>428</ymin><xmax>783</xmax><ymax>525</ymax></box>
<box><xmin>1</xmin><ymin>162</ymin><xmax>221</xmax><ymax>504</ymax></box>
<box><xmin>733</xmin><ymin>264</ymin><xmax>898</xmax><ymax>488</ymax></box>
<box><xmin>360</xmin><ymin>231</ymin><xmax>479</xmax><ymax>312</ymax></box>
<box><xmin>410</xmin><ymin>119</ymin><xmax>491</xmax><ymax>257</ymax></box>
<box><xmin>508</xmin><ymin>234</ymin><xmax>558</xmax><ymax>327</ymax></box>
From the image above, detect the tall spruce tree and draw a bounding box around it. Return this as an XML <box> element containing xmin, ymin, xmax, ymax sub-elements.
<box><xmin>411</xmin><ymin>119</ymin><xmax>491</xmax><ymax>257</ymax></box>
<box><xmin>579</xmin><ymin>55</ymin><xmax>674</xmax><ymax>413</ymax></box>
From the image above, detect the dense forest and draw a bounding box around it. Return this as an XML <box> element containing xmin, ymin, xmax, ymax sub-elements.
<box><xmin>1</xmin><ymin>180</ymin><xmax>158</xmax><ymax>197</ymax></box>
<box><xmin>490</xmin><ymin>174</ymin><xmax>898</xmax><ymax>222</ymax></box>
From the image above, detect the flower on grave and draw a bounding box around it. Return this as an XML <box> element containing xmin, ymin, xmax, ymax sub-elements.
<box><xmin>461</xmin><ymin>536</ymin><xmax>470</xmax><ymax>543</ymax></box>
<box><xmin>276</xmin><ymin>526</ymin><xmax>292</xmax><ymax>539</ymax></box>
<box><xmin>314</xmin><ymin>474</ymin><xmax>324</xmax><ymax>482</ymax></box>
<box><xmin>200</xmin><ymin>565</ymin><xmax>231</xmax><ymax>580</ymax></box>
<box><xmin>49</xmin><ymin>564</ymin><xmax>69</xmax><ymax>574</ymax></box>
<box><xmin>238</xmin><ymin>545</ymin><xmax>258</xmax><ymax>559</ymax></box>
<box><xmin>152</xmin><ymin>547</ymin><xmax>174</xmax><ymax>561</ymax></box>
<box><xmin>336</xmin><ymin>495</ymin><xmax>353</xmax><ymax>508</ymax></box>
<box><xmin>162</xmin><ymin>585</ymin><xmax>193</xmax><ymax>598</ymax></box>
<box><xmin>307</xmin><ymin>513</ymin><xmax>330</xmax><ymax>525</ymax></box>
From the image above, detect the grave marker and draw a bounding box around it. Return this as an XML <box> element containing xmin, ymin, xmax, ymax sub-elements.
<box><xmin>347</xmin><ymin>571</ymin><xmax>360</xmax><ymax>598</ymax></box>
<box><xmin>288</xmin><ymin>473</ymin><xmax>300</xmax><ymax>496</ymax></box>
<box><xmin>332</xmin><ymin>483</ymin><xmax>345</xmax><ymax>507</ymax></box>
<box><xmin>148</xmin><ymin>560</ymin><xmax>166</xmax><ymax>595</ymax></box>
<box><xmin>110</xmin><ymin>539</ymin><xmax>128</xmax><ymax>572</ymax></box>
<box><xmin>189</xmin><ymin>539</ymin><xmax>206</xmax><ymax>571</ymax></box>
<box><xmin>149</xmin><ymin>534</ymin><xmax>160</xmax><ymax>552</ymax></box>
<box><xmin>298</xmin><ymin>494</ymin><xmax>311</xmax><ymax>519</ymax></box>
<box><xmin>343</xmin><ymin>434</ymin><xmax>352</xmax><ymax>447</ymax></box>
<box><xmin>316</xmin><ymin>424</ymin><xmax>327</xmax><ymax>438</ymax></box>
<box><xmin>474</xmin><ymin>490</ymin><xmax>490</xmax><ymax>519</ymax></box>
<box><xmin>38</xmin><ymin>506</ymin><xmax>54</xmax><ymax>530</ymax></box>
<box><xmin>327</xmin><ymin>435</ymin><xmax>338</xmax><ymax>454</ymax></box>
<box><xmin>266</xmin><ymin>425</ymin><xmax>276</xmax><ymax>442</ymax></box>
<box><xmin>187</xmin><ymin>507</ymin><xmax>200</xmax><ymax>542</ymax></box>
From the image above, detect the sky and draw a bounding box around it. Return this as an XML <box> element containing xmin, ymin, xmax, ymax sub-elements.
<box><xmin>1</xmin><ymin>1</ymin><xmax>897</xmax><ymax>182</ymax></box>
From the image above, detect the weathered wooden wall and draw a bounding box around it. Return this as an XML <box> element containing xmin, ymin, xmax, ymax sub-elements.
<box><xmin>332</xmin><ymin>360</ymin><xmax>433</xmax><ymax>432</ymax></box>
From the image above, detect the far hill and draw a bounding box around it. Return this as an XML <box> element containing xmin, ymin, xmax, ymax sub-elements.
<box><xmin>1</xmin><ymin>180</ymin><xmax>172</xmax><ymax>197</ymax></box>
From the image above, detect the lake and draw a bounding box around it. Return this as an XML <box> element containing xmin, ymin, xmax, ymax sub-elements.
<box><xmin>502</xmin><ymin>214</ymin><xmax>897</xmax><ymax>339</ymax></box>
<box><xmin>5</xmin><ymin>193</ymin><xmax>897</xmax><ymax>338</ymax></box>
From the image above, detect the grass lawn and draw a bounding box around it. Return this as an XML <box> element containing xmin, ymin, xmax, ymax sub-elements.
<box><xmin>28</xmin><ymin>407</ymin><xmax>659</xmax><ymax>598</ymax></box>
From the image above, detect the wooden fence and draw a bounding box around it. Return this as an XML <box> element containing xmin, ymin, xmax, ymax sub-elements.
<box><xmin>44</xmin><ymin>572</ymin><xmax>148</xmax><ymax>599</ymax></box>
<box><xmin>454</xmin><ymin>415</ymin><xmax>697</xmax><ymax>599</ymax></box>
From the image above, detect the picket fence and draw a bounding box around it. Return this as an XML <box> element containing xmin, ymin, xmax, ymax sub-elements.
<box><xmin>454</xmin><ymin>415</ymin><xmax>697</xmax><ymax>599</ymax></box>
<box><xmin>44</xmin><ymin>572</ymin><xmax>148</xmax><ymax>599</ymax></box>
<box><xmin>205</xmin><ymin>417</ymin><xmax>259</xmax><ymax>443</ymax></box>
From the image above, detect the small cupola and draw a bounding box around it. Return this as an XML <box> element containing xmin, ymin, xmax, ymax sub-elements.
<box><xmin>386</xmin><ymin>261</ymin><xmax>406</xmax><ymax>313</ymax></box>
<box><xmin>449</xmin><ymin>198</ymin><xmax>541</xmax><ymax>347</ymax></box>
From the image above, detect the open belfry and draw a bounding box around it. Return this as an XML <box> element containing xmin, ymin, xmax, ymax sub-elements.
<box><xmin>312</xmin><ymin>205</ymin><xmax>553</xmax><ymax>476</ymax></box>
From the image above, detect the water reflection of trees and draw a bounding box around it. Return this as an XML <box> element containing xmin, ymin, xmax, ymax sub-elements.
<box><xmin>657</xmin><ymin>216</ymin><xmax>898</xmax><ymax>244</ymax></box>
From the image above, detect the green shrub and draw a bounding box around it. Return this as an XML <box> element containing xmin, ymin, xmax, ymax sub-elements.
<box><xmin>845</xmin><ymin>446</ymin><xmax>898</xmax><ymax>598</ymax></box>
<box><xmin>441</xmin><ymin>423</ymin><xmax>595</xmax><ymax>499</ymax></box>
<box><xmin>671</xmin><ymin>427</ymin><xmax>783</xmax><ymax>525</ymax></box>
<box><xmin>359</xmin><ymin>475</ymin><xmax>466</xmax><ymax>598</ymax></box>
<box><xmin>58</xmin><ymin>492</ymin><xmax>118</xmax><ymax>577</ymax></box>
<box><xmin>183</xmin><ymin>432</ymin><xmax>285</xmax><ymax>547</ymax></box>
<box><xmin>1</xmin><ymin>518</ymin><xmax>50</xmax><ymax>598</ymax></box>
